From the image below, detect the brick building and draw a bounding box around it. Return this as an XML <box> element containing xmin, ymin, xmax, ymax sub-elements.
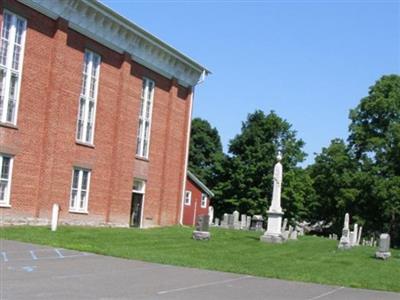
<box><xmin>0</xmin><ymin>0</ymin><xmax>209</xmax><ymax>227</ymax></box>
<box><xmin>182</xmin><ymin>170</ymin><xmax>214</xmax><ymax>226</ymax></box>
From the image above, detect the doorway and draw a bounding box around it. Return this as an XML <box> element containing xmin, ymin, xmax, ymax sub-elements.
<box><xmin>130</xmin><ymin>193</ymin><xmax>143</xmax><ymax>227</ymax></box>
<box><xmin>130</xmin><ymin>179</ymin><xmax>146</xmax><ymax>228</ymax></box>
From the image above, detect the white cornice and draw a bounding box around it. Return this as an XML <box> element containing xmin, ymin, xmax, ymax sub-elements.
<box><xmin>17</xmin><ymin>0</ymin><xmax>210</xmax><ymax>87</ymax></box>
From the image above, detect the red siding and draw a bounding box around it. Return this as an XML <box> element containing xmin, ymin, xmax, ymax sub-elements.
<box><xmin>182</xmin><ymin>177</ymin><xmax>210</xmax><ymax>226</ymax></box>
<box><xmin>0</xmin><ymin>0</ymin><xmax>192</xmax><ymax>227</ymax></box>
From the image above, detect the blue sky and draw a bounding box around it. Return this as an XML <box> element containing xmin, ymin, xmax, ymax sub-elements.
<box><xmin>103</xmin><ymin>0</ymin><xmax>400</xmax><ymax>165</ymax></box>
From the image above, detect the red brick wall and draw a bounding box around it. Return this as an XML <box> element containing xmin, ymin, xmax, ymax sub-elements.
<box><xmin>0</xmin><ymin>0</ymin><xmax>192</xmax><ymax>227</ymax></box>
<box><xmin>182</xmin><ymin>177</ymin><xmax>210</xmax><ymax>226</ymax></box>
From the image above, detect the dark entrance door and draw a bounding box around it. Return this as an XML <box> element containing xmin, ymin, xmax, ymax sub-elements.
<box><xmin>130</xmin><ymin>193</ymin><xmax>143</xmax><ymax>227</ymax></box>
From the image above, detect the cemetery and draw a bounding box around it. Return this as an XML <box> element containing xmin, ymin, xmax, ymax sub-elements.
<box><xmin>3</xmin><ymin>151</ymin><xmax>399</xmax><ymax>293</ymax></box>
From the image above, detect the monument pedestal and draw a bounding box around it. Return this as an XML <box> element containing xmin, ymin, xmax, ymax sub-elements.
<box><xmin>260</xmin><ymin>210</ymin><xmax>285</xmax><ymax>244</ymax></box>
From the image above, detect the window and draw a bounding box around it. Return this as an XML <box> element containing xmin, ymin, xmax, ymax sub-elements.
<box><xmin>0</xmin><ymin>11</ymin><xmax>27</xmax><ymax>125</ymax></box>
<box><xmin>184</xmin><ymin>191</ymin><xmax>191</xmax><ymax>206</ymax></box>
<box><xmin>136</xmin><ymin>78</ymin><xmax>155</xmax><ymax>158</ymax></box>
<box><xmin>201</xmin><ymin>193</ymin><xmax>207</xmax><ymax>208</ymax></box>
<box><xmin>69</xmin><ymin>168</ymin><xmax>91</xmax><ymax>213</ymax></box>
<box><xmin>76</xmin><ymin>50</ymin><xmax>101</xmax><ymax>144</ymax></box>
<box><xmin>0</xmin><ymin>155</ymin><xmax>13</xmax><ymax>206</ymax></box>
<box><xmin>133</xmin><ymin>179</ymin><xmax>145</xmax><ymax>194</ymax></box>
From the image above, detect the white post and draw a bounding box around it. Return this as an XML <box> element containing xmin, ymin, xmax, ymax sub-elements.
<box><xmin>51</xmin><ymin>203</ymin><xmax>60</xmax><ymax>231</ymax></box>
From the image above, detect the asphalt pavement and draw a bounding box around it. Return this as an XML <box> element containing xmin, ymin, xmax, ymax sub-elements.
<box><xmin>1</xmin><ymin>240</ymin><xmax>399</xmax><ymax>300</ymax></box>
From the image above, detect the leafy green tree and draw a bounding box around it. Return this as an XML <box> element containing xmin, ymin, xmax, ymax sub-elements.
<box><xmin>214</xmin><ymin>110</ymin><xmax>309</xmax><ymax>218</ymax></box>
<box><xmin>348</xmin><ymin>75</ymin><xmax>400</xmax><ymax>246</ymax></box>
<box><xmin>188</xmin><ymin>118</ymin><xmax>224</xmax><ymax>188</ymax></box>
<box><xmin>309</xmin><ymin>139</ymin><xmax>361</xmax><ymax>233</ymax></box>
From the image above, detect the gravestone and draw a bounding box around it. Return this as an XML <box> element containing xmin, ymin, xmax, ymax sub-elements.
<box><xmin>356</xmin><ymin>226</ymin><xmax>362</xmax><ymax>246</ymax></box>
<box><xmin>241</xmin><ymin>214</ymin><xmax>247</xmax><ymax>229</ymax></box>
<box><xmin>375</xmin><ymin>233</ymin><xmax>391</xmax><ymax>260</ymax></box>
<box><xmin>289</xmin><ymin>230</ymin><xmax>298</xmax><ymax>240</ymax></box>
<box><xmin>338</xmin><ymin>213</ymin><xmax>351</xmax><ymax>250</ymax></box>
<box><xmin>192</xmin><ymin>215</ymin><xmax>211</xmax><ymax>240</ymax></box>
<box><xmin>208</xmin><ymin>206</ymin><xmax>214</xmax><ymax>225</ymax></box>
<box><xmin>221</xmin><ymin>213</ymin><xmax>228</xmax><ymax>228</ymax></box>
<box><xmin>281</xmin><ymin>218</ymin><xmax>288</xmax><ymax>232</ymax></box>
<box><xmin>351</xmin><ymin>223</ymin><xmax>358</xmax><ymax>246</ymax></box>
<box><xmin>246</xmin><ymin>216</ymin><xmax>252</xmax><ymax>230</ymax></box>
<box><xmin>233</xmin><ymin>211</ymin><xmax>240</xmax><ymax>230</ymax></box>
<box><xmin>228</xmin><ymin>214</ymin><xmax>234</xmax><ymax>229</ymax></box>
<box><xmin>349</xmin><ymin>232</ymin><xmax>354</xmax><ymax>247</ymax></box>
<box><xmin>214</xmin><ymin>218</ymin><xmax>220</xmax><ymax>226</ymax></box>
<box><xmin>251</xmin><ymin>215</ymin><xmax>264</xmax><ymax>231</ymax></box>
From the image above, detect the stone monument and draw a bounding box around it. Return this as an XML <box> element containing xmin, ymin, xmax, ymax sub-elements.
<box><xmin>192</xmin><ymin>215</ymin><xmax>211</xmax><ymax>240</ymax></box>
<box><xmin>375</xmin><ymin>233</ymin><xmax>391</xmax><ymax>260</ymax></box>
<box><xmin>221</xmin><ymin>213</ymin><xmax>228</xmax><ymax>228</ymax></box>
<box><xmin>208</xmin><ymin>206</ymin><xmax>214</xmax><ymax>225</ymax></box>
<box><xmin>338</xmin><ymin>213</ymin><xmax>351</xmax><ymax>249</ymax></box>
<box><xmin>233</xmin><ymin>210</ymin><xmax>240</xmax><ymax>230</ymax></box>
<box><xmin>241</xmin><ymin>214</ymin><xmax>247</xmax><ymax>229</ymax></box>
<box><xmin>246</xmin><ymin>216</ymin><xmax>252</xmax><ymax>230</ymax></box>
<box><xmin>260</xmin><ymin>152</ymin><xmax>285</xmax><ymax>243</ymax></box>
<box><xmin>356</xmin><ymin>226</ymin><xmax>362</xmax><ymax>246</ymax></box>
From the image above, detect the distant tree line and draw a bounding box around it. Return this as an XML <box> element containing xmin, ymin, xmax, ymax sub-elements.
<box><xmin>189</xmin><ymin>74</ymin><xmax>400</xmax><ymax>247</ymax></box>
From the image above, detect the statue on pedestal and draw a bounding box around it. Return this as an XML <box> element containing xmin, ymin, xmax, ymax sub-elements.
<box><xmin>260</xmin><ymin>152</ymin><xmax>286</xmax><ymax>243</ymax></box>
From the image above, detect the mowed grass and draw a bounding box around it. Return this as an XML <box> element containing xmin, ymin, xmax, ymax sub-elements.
<box><xmin>2</xmin><ymin>226</ymin><xmax>400</xmax><ymax>292</ymax></box>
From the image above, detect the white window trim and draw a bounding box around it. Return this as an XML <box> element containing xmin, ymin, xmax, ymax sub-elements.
<box><xmin>0</xmin><ymin>10</ymin><xmax>27</xmax><ymax>125</ymax></box>
<box><xmin>69</xmin><ymin>168</ymin><xmax>91</xmax><ymax>213</ymax></box>
<box><xmin>136</xmin><ymin>77</ymin><xmax>155</xmax><ymax>159</ymax></box>
<box><xmin>76</xmin><ymin>49</ymin><xmax>101</xmax><ymax>145</ymax></box>
<box><xmin>184</xmin><ymin>190</ymin><xmax>192</xmax><ymax>206</ymax></box>
<box><xmin>201</xmin><ymin>193</ymin><xmax>207</xmax><ymax>208</ymax></box>
<box><xmin>132</xmin><ymin>179</ymin><xmax>146</xmax><ymax>228</ymax></box>
<box><xmin>0</xmin><ymin>154</ymin><xmax>13</xmax><ymax>207</ymax></box>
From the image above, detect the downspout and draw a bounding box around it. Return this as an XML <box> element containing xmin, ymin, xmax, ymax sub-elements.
<box><xmin>179</xmin><ymin>86</ymin><xmax>194</xmax><ymax>225</ymax></box>
<box><xmin>179</xmin><ymin>70</ymin><xmax>207</xmax><ymax>225</ymax></box>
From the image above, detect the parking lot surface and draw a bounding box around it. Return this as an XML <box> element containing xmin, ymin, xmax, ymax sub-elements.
<box><xmin>1</xmin><ymin>240</ymin><xmax>399</xmax><ymax>300</ymax></box>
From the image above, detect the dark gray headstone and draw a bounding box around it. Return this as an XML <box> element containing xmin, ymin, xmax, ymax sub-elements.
<box><xmin>195</xmin><ymin>215</ymin><xmax>210</xmax><ymax>232</ymax></box>
<box><xmin>375</xmin><ymin>233</ymin><xmax>391</xmax><ymax>260</ymax></box>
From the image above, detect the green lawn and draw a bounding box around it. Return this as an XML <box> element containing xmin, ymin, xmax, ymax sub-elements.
<box><xmin>2</xmin><ymin>226</ymin><xmax>400</xmax><ymax>292</ymax></box>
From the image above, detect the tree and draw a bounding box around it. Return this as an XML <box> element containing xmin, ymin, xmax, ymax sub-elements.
<box><xmin>348</xmin><ymin>75</ymin><xmax>400</xmax><ymax>246</ymax></box>
<box><xmin>188</xmin><ymin>118</ymin><xmax>224</xmax><ymax>188</ymax></box>
<box><xmin>309</xmin><ymin>139</ymin><xmax>361</xmax><ymax>233</ymax></box>
<box><xmin>214</xmin><ymin>110</ymin><xmax>309</xmax><ymax>218</ymax></box>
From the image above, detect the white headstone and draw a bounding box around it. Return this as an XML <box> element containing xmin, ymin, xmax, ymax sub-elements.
<box><xmin>233</xmin><ymin>211</ymin><xmax>240</xmax><ymax>230</ymax></box>
<box><xmin>241</xmin><ymin>214</ymin><xmax>247</xmax><ymax>229</ymax></box>
<box><xmin>338</xmin><ymin>212</ymin><xmax>351</xmax><ymax>249</ymax></box>
<box><xmin>208</xmin><ymin>206</ymin><xmax>214</xmax><ymax>225</ymax></box>
<box><xmin>344</xmin><ymin>213</ymin><xmax>349</xmax><ymax>230</ymax></box>
<box><xmin>351</xmin><ymin>223</ymin><xmax>358</xmax><ymax>246</ymax></box>
<box><xmin>221</xmin><ymin>213</ymin><xmax>228</xmax><ymax>228</ymax></box>
<box><xmin>356</xmin><ymin>226</ymin><xmax>362</xmax><ymax>246</ymax></box>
